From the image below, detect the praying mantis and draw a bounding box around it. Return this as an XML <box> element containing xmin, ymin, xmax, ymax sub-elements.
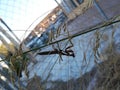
<box><xmin>38</xmin><ymin>21</ymin><xmax>75</xmax><ymax>62</ymax></box>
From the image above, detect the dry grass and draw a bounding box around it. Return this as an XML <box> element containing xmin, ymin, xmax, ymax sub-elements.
<box><xmin>26</xmin><ymin>75</ymin><xmax>44</xmax><ymax>90</ymax></box>
<box><xmin>45</xmin><ymin>24</ymin><xmax>120</xmax><ymax>90</ymax></box>
<box><xmin>0</xmin><ymin>10</ymin><xmax>120</xmax><ymax>90</ymax></box>
<box><xmin>0</xmin><ymin>43</ymin><xmax>29</xmax><ymax>89</ymax></box>
<box><xmin>68</xmin><ymin>0</ymin><xmax>94</xmax><ymax>20</ymax></box>
<box><xmin>46</xmin><ymin>41</ymin><xmax>120</xmax><ymax>90</ymax></box>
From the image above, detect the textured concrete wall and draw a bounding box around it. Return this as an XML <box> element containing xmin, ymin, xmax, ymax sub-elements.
<box><xmin>67</xmin><ymin>0</ymin><xmax>120</xmax><ymax>36</ymax></box>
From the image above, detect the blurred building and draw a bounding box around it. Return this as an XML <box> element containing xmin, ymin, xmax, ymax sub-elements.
<box><xmin>24</xmin><ymin>6</ymin><xmax>66</xmax><ymax>48</ymax></box>
<box><xmin>54</xmin><ymin>0</ymin><xmax>95</xmax><ymax>20</ymax></box>
<box><xmin>60</xmin><ymin>0</ymin><xmax>84</xmax><ymax>13</ymax></box>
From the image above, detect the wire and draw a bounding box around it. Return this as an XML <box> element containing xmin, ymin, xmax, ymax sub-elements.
<box><xmin>23</xmin><ymin>15</ymin><xmax>120</xmax><ymax>54</ymax></box>
<box><xmin>20</xmin><ymin>8</ymin><xmax>57</xmax><ymax>41</ymax></box>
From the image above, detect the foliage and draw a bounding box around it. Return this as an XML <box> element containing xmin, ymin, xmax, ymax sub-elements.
<box><xmin>0</xmin><ymin>43</ymin><xmax>9</xmax><ymax>56</ymax></box>
<box><xmin>0</xmin><ymin>43</ymin><xmax>15</xmax><ymax>57</ymax></box>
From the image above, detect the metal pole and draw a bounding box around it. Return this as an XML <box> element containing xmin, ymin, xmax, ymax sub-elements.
<box><xmin>94</xmin><ymin>0</ymin><xmax>108</xmax><ymax>20</ymax></box>
<box><xmin>0</xmin><ymin>26</ymin><xmax>20</xmax><ymax>49</ymax></box>
<box><xmin>0</xmin><ymin>18</ymin><xmax>21</xmax><ymax>42</ymax></box>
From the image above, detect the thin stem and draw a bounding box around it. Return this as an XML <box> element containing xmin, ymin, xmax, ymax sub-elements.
<box><xmin>23</xmin><ymin>15</ymin><xmax>120</xmax><ymax>54</ymax></box>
